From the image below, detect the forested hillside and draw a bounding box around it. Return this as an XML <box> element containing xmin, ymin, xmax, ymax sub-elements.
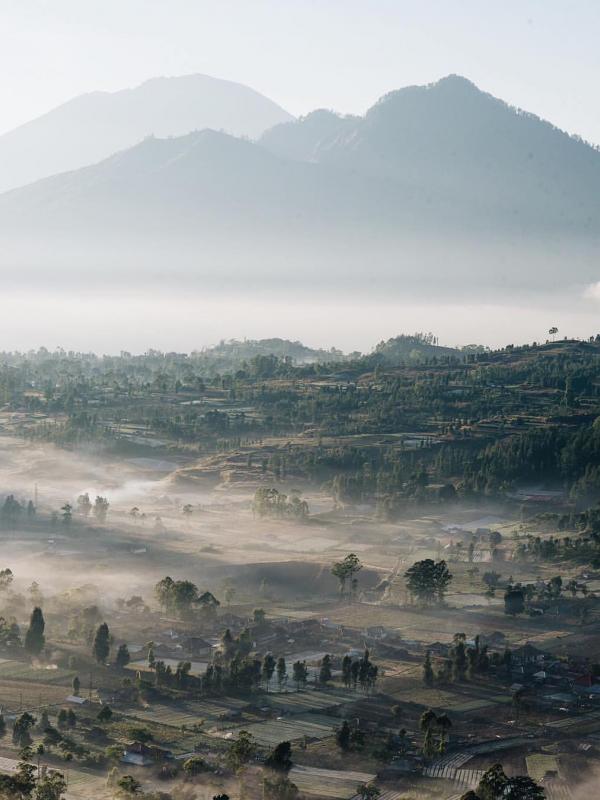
<box><xmin>3</xmin><ymin>337</ymin><xmax>600</xmax><ymax>517</ymax></box>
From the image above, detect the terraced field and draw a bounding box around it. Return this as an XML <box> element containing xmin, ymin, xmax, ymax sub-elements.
<box><xmin>265</xmin><ymin>689</ymin><xmax>357</xmax><ymax>714</ymax></box>
<box><xmin>546</xmin><ymin>710</ymin><xmax>600</xmax><ymax>733</ymax></box>
<box><xmin>290</xmin><ymin>764</ymin><xmax>375</xmax><ymax>798</ymax></box>
<box><xmin>126</xmin><ymin>696</ymin><xmax>251</xmax><ymax>728</ymax></box>
<box><xmin>219</xmin><ymin>713</ymin><xmax>339</xmax><ymax>746</ymax></box>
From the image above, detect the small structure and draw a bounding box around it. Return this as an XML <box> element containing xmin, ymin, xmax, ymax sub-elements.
<box><xmin>122</xmin><ymin>741</ymin><xmax>173</xmax><ymax>767</ymax></box>
<box><xmin>363</xmin><ymin>625</ymin><xmax>388</xmax><ymax>640</ymax></box>
<box><xmin>65</xmin><ymin>695</ymin><xmax>88</xmax><ymax>705</ymax></box>
<box><xmin>512</xmin><ymin>643</ymin><xmax>547</xmax><ymax>666</ymax></box>
<box><xmin>182</xmin><ymin>636</ymin><xmax>211</xmax><ymax>657</ymax></box>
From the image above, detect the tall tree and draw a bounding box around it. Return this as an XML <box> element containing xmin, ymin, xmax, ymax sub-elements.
<box><xmin>225</xmin><ymin>730</ymin><xmax>256</xmax><ymax>772</ymax></box>
<box><xmin>12</xmin><ymin>713</ymin><xmax>36</xmax><ymax>748</ymax></box>
<box><xmin>60</xmin><ymin>504</ymin><xmax>72</xmax><ymax>527</ymax></box>
<box><xmin>451</xmin><ymin>636</ymin><xmax>467</xmax><ymax>682</ymax></box>
<box><xmin>24</xmin><ymin>607</ymin><xmax>45</xmax><ymax>656</ymax></box>
<box><xmin>502</xmin><ymin>775</ymin><xmax>545</xmax><ymax>800</ymax></box>
<box><xmin>341</xmin><ymin>655</ymin><xmax>353</xmax><ymax>689</ymax></box>
<box><xmin>265</xmin><ymin>740</ymin><xmax>293</xmax><ymax>772</ymax></box>
<box><xmin>423</xmin><ymin>650</ymin><xmax>434</xmax><ymax>686</ymax></box>
<box><xmin>35</xmin><ymin>770</ymin><xmax>67</xmax><ymax>800</ymax></box>
<box><xmin>292</xmin><ymin>661</ymin><xmax>307</xmax><ymax>690</ymax></box>
<box><xmin>319</xmin><ymin>655</ymin><xmax>332</xmax><ymax>685</ymax></box>
<box><xmin>77</xmin><ymin>493</ymin><xmax>92</xmax><ymax>517</ymax></box>
<box><xmin>93</xmin><ymin>496</ymin><xmax>109</xmax><ymax>523</ymax></box>
<box><xmin>262</xmin><ymin>653</ymin><xmax>276</xmax><ymax>691</ymax></box>
<box><xmin>405</xmin><ymin>560</ymin><xmax>453</xmax><ymax>606</ymax></box>
<box><xmin>276</xmin><ymin>657</ymin><xmax>287</xmax><ymax>691</ymax></box>
<box><xmin>504</xmin><ymin>588</ymin><xmax>525</xmax><ymax>616</ymax></box>
<box><xmin>92</xmin><ymin>623</ymin><xmax>110</xmax><ymax>664</ymax></box>
<box><xmin>336</xmin><ymin>720</ymin><xmax>351</xmax><ymax>752</ymax></box>
<box><xmin>477</xmin><ymin>764</ymin><xmax>509</xmax><ymax>800</ymax></box>
<box><xmin>0</xmin><ymin>568</ymin><xmax>14</xmax><ymax>592</ymax></box>
<box><xmin>115</xmin><ymin>643</ymin><xmax>130</xmax><ymax>669</ymax></box>
<box><xmin>331</xmin><ymin>554</ymin><xmax>362</xmax><ymax>600</ymax></box>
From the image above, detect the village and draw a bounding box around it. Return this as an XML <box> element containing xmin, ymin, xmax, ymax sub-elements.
<box><xmin>0</xmin><ymin>476</ymin><xmax>598</xmax><ymax>800</ymax></box>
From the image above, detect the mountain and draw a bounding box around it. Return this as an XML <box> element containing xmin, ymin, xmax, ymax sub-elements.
<box><xmin>260</xmin><ymin>108</ymin><xmax>357</xmax><ymax>163</ymax></box>
<box><xmin>1</xmin><ymin>75</ymin><xmax>600</xmax><ymax>293</ymax></box>
<box><xmin>0</xmin><ymin>129</ymin><xmax>387</xmax><ymax>228</ymax></box>
<box><xmin>0</xmin><ymin>73</ymin><xmax>292</xmax><ymax>193</ymax></box>
<box><xmin>260</xmin><ymin>75</ymin><xmax>600</xmax><ymax>230</ymax></box>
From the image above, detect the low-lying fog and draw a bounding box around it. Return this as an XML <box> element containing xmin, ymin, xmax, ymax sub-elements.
<box><xmin>0</xmin><ymin>434</ymin><xmax>497</xmax><ymax>625</ymax></box>
<box><xmin>0</xmin><ymin>436</ymin><xmax>345</xmax><ymax>605</ymax></box>
<box><xmin>0</xmin><ymin>287</ymin><xmax>598</xmax><ymax>353</ymax></box>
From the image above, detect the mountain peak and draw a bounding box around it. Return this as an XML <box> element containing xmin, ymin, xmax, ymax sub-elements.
<box><xmin>373</xmin><ymin>74</ymin><xmax>485</xmax><ymax>112</ymax></box>
<box><xmin>0</xmin><ymin>73</ymin><xmax>292</xmax><ymax>193</ymax></box>
<box><xmin>2</xmin><ymin>73</ymin><xmax>600</xmax><ymax>296</ymax></box>
<box><xmin>432</xmin><ymin>74</ymin><xmax>479</xmax><ymax>91</ymax></box>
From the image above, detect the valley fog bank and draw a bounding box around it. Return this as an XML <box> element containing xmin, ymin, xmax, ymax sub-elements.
<box><xmin>0</xmin><ymin>288</ymin><xmax>598</xmax><ymax>354</ymax></box>
<box><xmin>0</xmin><ymin>436</ymin><xmax>338</xmax><ymax>598</ymax></box>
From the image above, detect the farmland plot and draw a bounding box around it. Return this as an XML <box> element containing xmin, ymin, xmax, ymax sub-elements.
<box><xmin>0</xmin><ymin>680</ymin><xmax>68</xmax><ymax>709</ymax></box>
<box><xmin>526</xmin><ymin>754</ymin><xmax>560</xmax><ymax>783</ymax></box>
<box><xmin>65</xmin><ymin>769</ymin><xmax>114</xmax><ymax>800</ymax></box>
<box><xmin>290</xmin><ymin>764</ymin><xmax>375</xmax><ymax>798</ymax></box>
<box><xmin>0</xmin><ymin>661</ymin><xmax>75</xmax><ymax>684</ymax></box>
<box><xmin>546</xmin><ymin>710</ymin><xmax>600</xmax><ymax>733</ymax></box>
<box><xmin>128</xmin><ymin>658</ymin><xmax>208</xmax><ymax>675</ymax></box>
<box><xmin>218</xmin><ymin>713</ymin><xmax>339</xmax><ymax>746</ymax></box>
<box><xmin>126</xmin><ymin>696</ymin><xmax>251</xmax><ymax>729</ymax></box>
<box><xmin>265</xmin><ymin>689</ymin><xmax>356</xmax><ymax>714</ymax></box>
<box><xmin>389</xmin><ymin>686</ymin><xmax>510</xmax><ymax>712</ymax></box>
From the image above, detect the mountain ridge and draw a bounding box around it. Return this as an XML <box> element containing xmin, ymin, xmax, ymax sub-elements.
<box><xmin>0</xmin><ymin>73</ymin><xmax>293</xmax><ymax>193</ymax></box>
<box><xmin>1</xmin><ymin>74</ymin><xmax>599</xmax><ymax>293</ymax></box>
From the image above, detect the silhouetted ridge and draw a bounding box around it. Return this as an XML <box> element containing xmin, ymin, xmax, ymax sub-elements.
<box><xmin>1</xmin><ymin>74</ymin><xmax>600</xmax><ymax>292</ymax></box>
<box><xmin>0</xmin><ymin>73</ymin><xmax>293</xmax><ymax>192</ymax></box>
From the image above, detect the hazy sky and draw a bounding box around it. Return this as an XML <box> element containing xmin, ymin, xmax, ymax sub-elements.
<box><xmin>1</xmin><ymin>0</ymin><xmax>600</xmax><ymax>142</ymax></box>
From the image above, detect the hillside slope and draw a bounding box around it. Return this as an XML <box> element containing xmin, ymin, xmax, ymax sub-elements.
<box><xmin>261</xmin><ymin>75</ymin><xmax>600</xmax><ymax>230</ymax></box>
